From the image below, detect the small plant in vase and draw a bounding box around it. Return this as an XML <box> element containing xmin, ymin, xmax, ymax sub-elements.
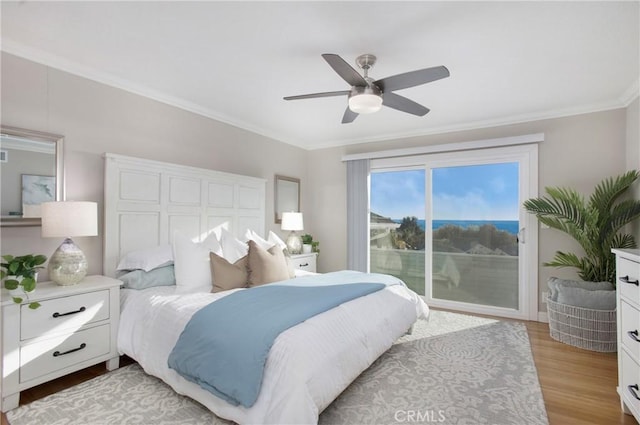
<box><xmin>1</xmin><ymin>254</ymin><xmax>47</xmax><ymax>309</ymax></box>
<box><xmin>301</xmin><ymin>234</ymin><xmax>314</xmax><ymax>254</ymax></box>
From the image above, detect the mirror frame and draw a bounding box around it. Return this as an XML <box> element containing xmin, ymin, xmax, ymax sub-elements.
<box><xmin>274</xmin><ymin>175</ymin><xmax>300</xmax><ymax>224</ymax></box>
<box><xmin>0</xmin><ymin>125</ymin><xmax>64</xmax><ymax>227</ymax></box>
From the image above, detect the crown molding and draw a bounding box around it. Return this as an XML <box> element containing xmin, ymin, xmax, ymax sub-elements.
<box><xmin>620</xmin><ymin>78</ymin><xmax>640</xmax><ymax>106</ymax></box>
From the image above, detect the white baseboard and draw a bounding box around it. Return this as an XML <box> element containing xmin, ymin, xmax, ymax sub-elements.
<box><xmin>537</xmin><ymin>311</ymin><xmax>549</xmax><ymax>323</ymax></box>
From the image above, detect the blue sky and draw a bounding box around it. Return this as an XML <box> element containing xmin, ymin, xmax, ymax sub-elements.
<box><xmin>370</xmin><ymin>163</ymin><xmax>520</xmax><ymax>220</ymax></box>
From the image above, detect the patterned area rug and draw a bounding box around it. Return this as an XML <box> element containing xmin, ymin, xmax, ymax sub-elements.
<box><xmin>7</xmin><ymin>310</ymin><xmax>548</xmax><ymax>425</ymax></box>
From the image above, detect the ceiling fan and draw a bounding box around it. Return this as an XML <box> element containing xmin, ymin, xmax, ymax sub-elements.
<box><xmin>284</xmin><ymin>53</ymin><xmax>450</xmax><ymax>124</ymax></box>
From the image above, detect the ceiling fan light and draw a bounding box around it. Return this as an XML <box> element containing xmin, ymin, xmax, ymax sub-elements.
<box><xmin>348</xmin><ymin>94</ymin><xmax>383</xmax><ymax>114</ymax></box>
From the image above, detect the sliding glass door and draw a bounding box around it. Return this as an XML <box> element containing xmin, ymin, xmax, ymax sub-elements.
<box><xmin>370</xmin><ymin>169</ymin><xmax>426</xmax><ymax>295</ymax></box>
<box><xmin>369</xmin><ymin>144</ymin><xmax>538</xmax><ymax>320</ymax></box>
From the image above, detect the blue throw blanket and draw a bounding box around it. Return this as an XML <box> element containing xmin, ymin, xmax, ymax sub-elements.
<box><xmin>168</xmin><ymin>273</ymin><xmax>392</xmax><ymax>408</ymax></box>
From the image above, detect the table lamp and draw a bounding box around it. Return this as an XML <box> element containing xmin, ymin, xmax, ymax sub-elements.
<box><xmin>41</xmin><ymin>201</ymin><xmax>98</xmax><ymax>286</ymax></box>
<box><xmin>281</xmin><ymin>212</ymin><xmax>303</xmax><ymax>254</ymax></box>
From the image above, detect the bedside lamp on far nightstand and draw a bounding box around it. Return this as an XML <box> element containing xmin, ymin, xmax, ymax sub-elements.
<box><xmin>41</xmin><ymin>201</ymin><xmax>98</xmax><ymax>286</ymax></box>
<box><xmin>281</xmin><ymin>211</ymin><xmax>303</xmax><ymax>255</ymax></box>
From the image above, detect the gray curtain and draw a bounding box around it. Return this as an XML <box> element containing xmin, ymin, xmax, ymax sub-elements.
<box><xmin>346</xmin><ymin>159</ymin><xmax>370</xmax><ymax>272</ymax></box>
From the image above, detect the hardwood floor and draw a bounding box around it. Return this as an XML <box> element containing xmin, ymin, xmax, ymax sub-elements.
<box><xmin>526</xmin><ymin>321</ymin><xmax>636</xmax><ymax>425</ymax></box>
<box><xmin>1</xmin><ymin>322</ymin><xmax>637</xmax><ymax>425</ymax></box>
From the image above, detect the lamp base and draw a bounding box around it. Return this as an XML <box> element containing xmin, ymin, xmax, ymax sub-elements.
<box><xmin>286</xmin><ymin>231</ymin><xmax>303</xmax><ymax>255</ymax></box>
<box><xmin>48</xmin><ymin>238</ymin><xmax>88</xmax><ymax>286</ymax></box>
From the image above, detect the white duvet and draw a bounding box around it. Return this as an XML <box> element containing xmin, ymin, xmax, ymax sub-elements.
<box><xmin>118</xmin><ymin>275</ymin><xmax>429</xmax><ymax>424</ymax></box>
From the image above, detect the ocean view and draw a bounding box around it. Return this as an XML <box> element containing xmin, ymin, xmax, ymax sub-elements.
<box><xmin>393</xmin><ymin>219</ymin><xmax>519</xmax><ymax>235</ymax></box>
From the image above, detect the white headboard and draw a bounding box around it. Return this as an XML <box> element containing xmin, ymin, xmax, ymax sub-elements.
<box><xmin>103</xmin><ymin>153</ymin><xmax>266</xmax><ymax>277</ymax></box>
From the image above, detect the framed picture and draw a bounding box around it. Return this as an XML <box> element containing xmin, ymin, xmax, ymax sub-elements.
<box><xmin>21</xmin><ymin>174</ymin><xmax>55</xmax><ymax>217</ymax></box>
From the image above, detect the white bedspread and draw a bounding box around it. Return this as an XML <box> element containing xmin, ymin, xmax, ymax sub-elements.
<box><xmin>118</xmin><ymin>275</ymin><xmax>428</xmax><ymax>424</ymax></box>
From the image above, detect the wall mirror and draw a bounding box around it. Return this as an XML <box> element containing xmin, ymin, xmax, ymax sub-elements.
<box><xmin>274</xmin><ymin>175</ymin><xmax>300</xmax><ymax>224</ymax></box>
<box><xmin>0</xmin><ymin>126</ymin><xmax>64</xmax><ymax>227</ymax></box>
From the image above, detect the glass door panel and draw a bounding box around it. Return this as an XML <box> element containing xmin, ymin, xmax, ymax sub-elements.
<box><xmin>369</xmin><ymin>169</ymin><xmax>425</xmax><ymax>295</ymax></box>
<box><xmin>430</xmin><ymin>163</ymin><xmax>519</xmax><ymax>309</ymax></box>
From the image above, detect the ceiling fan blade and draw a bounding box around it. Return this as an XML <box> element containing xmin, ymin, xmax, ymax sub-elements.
<box><xmin>342</xmin><ymin>107</ymin><xmax>359</xmax><ymax>124</ymax></box>
<box><xmin>322</xmin><ymin>54</ymin><xmax>367</xmax><ymax>87</ymax></box>
<box><xmin>382</xmin><ymin>92</ymin><xmax>430</xmax><ymax>116</ymax></box>
<box><xmin>375</xmin><ymin>65</ymin><xmax>450</xmax><ymax>92</ymax></box>
<box><xmin>284</xmin><ymin>90</ymin><xmax>350</xmax><ymax>101</ymax></box>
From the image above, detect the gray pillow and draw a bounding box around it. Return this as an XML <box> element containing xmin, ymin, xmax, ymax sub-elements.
<box><xmin>547</xmin><ymin>277</ymin><xmax>613</xmax><ymax>301</ymax></box>
<box><xmin>118</xmin><ymin>265</ymin><xmax>176</xmax><ymax>290</ymax></box>
<box><xmin>556</xmin><ymin>286</ymin><xmax>616</xmax><ymax>310</ymax></box>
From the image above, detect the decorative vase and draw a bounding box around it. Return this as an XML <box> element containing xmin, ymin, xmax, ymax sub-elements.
<box><xmin>302</xmin><ymin>244</ymin><xmax>312</xmax><ymax>254</ymax></box>
<box><xmin>285</xmin><ymin>232</ymin><xmax>302</xmax><ymax>255</ymax></box>
<box><xmin>48</xmin><ymin>238</ymin><xmax>87</xmax><ymax>286</ymax></box>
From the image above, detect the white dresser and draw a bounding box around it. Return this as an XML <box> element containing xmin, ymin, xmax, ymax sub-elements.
<box><xmin>290</xmin><ymin>253</ymin><xmax>318</xmax><ymax>273</ymax></box>
<box><xmin>613</xmin><ymin>248</ymin><xmax>640</xmax><ymax>421</ymax></box>
<box><xmin>1</xmin><ymin>275</ymin><xmax>121</xmax><ymax>412</ymax></box>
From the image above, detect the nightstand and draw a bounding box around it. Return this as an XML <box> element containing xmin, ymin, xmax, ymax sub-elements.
<box><xmin>1</xmin><ymin>275</ymin><xmax>121</xmax><ymax>412</ymax></box>
<box><xmin>290</xmin><ymin>252</ymin><xmax>318</xmax><ymax>273</ymax></box>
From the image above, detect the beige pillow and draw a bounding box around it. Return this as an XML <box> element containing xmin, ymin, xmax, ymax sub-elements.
<box><xmin>209</xmin><ymin>252</ymin><xmax>248</xmax><ymax>293</ymax></box>
<box><xmin>247</xmin><ymin>240</ymin><xmax>292</xmax><ymax>287</ymax></box>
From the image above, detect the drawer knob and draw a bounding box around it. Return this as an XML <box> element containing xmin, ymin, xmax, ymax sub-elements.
<box><xmin>299</xmin><ymin>263</ymin><xmax>309</xmax><ymax>267</ymax></box>
<box><xmin>620</xmin><ymin>275</ymin><xmax>640</xmax><ymax>286</ymax></box>
<box><xmin>52</xmin><ymin>306</ymin><xmax>86</xmax><ymax>318</ymax></box>
<box><xmin>628</xmin><ymin>330</ymin><xmax>640</xmax><ymax>343</ymax></box>
<box><xmin>53</xmin><ymin>342</ymin><xmax>87</xmax><ymax>357</ymax></box>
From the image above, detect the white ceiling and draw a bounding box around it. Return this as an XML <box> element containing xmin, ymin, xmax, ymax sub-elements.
<box><xmin>1</xmin><ymin>1</ymin><xmax>638</xmax><ymax>150</ymax></box>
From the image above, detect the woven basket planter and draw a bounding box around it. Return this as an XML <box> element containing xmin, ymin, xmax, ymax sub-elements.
<box><xmin>547</xmin><ymin>295</ymin><xmax>617</xmax><ymax>352</ymax></box>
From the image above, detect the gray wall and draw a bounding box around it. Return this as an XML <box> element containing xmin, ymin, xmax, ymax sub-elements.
<box><xmin>306</xmin><ymin>108</ymin><xmax>632</xmax><ymax>312</ymax></box>
<box><xmin>0</xmin><ymin>53</ymin><xmax>309</xmax><ymax>281</ymax></box>
<box><xmin>627</xmin><ymin>97</ymin><xmax>640</xmax><ymax>241</ymax></box>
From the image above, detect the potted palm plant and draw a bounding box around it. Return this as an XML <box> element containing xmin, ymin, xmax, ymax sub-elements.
<box><xmin>523</xmin><ymin>170</ymin><xmax>640</xmax><ymax>351</ymax></box>
<box><xmin>1</xmin><ymin>254</ymin><xmax>47</xmax><ymax>309</ymax></box>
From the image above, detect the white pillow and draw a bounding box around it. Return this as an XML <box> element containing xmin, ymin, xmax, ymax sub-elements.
<box><xmin>172</xmin><ymin>230</ymin><xmax>223</xmax><ymax>289</ymax></box>
<box><xmin>220</xmin><ymin>228</ymin><xmax>249</xmax><ymax>264</ymax></box>
<box><xmin>117</xmin><ymin>245</ymin><xmax>173</xmax><ymax>272</ymax></box>
<box><xmin>244</xmin><ymin>229</ymin><xmax>288</xmax><ymax>251</ymax></box>
<box><xmin>268</xmin><ymin>231</ymin><xmax>287</xmax><ymax>251</ymax></box>
<box><xmin>244</xmin><ymin>229</ymin><xmax>271</xmax><ymax>250</ymax></box>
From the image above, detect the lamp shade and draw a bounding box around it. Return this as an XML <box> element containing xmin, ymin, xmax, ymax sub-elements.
<box><xmin>348</xmin><ymin>93</ymin><xmax>383</xmax><ymax>114</ymax></box>
<box><xmin>281</xmin><ymin>212</ymin><xmax>303</xmax><ymax>231</ymax></box>
<box><xmin>41</xmin><ymin>201</ymin><xmax>98</xmax><ymax>238</ymax></box>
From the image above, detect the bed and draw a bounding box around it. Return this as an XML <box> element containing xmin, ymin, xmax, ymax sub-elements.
<box><xmin>104</xmin><ymin>154</ymin><xmax>429</xmax><ymax>424</ymax></box>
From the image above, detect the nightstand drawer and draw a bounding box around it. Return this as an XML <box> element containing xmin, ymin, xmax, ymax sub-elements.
<box><xmin>20</xmin><ymin>323</ymin><xmax>111</xmax><ymax>383</ymax></box>
<box><xmin>622</xmin><ymin>300</ymin><xmax>640</xmax><ymax>360</ymax></box>
<box><xmin>21</xmin><ymin>290</ymin><xmax>110</xmax><ymax>341</ymax></box>
<box><xmin>618</xmin><ymin>256</ymin><xmax>640</xmax><ymax>305</ymax></box>
<box><xmin>622</xmin><ymin>350</ymin><xmax>640</xmax><ymax>417</ymax></box>
<box><xmin>291</xmin><ymin>254</ymin><xmax>317</xmax><ymax>272</ymax></box>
